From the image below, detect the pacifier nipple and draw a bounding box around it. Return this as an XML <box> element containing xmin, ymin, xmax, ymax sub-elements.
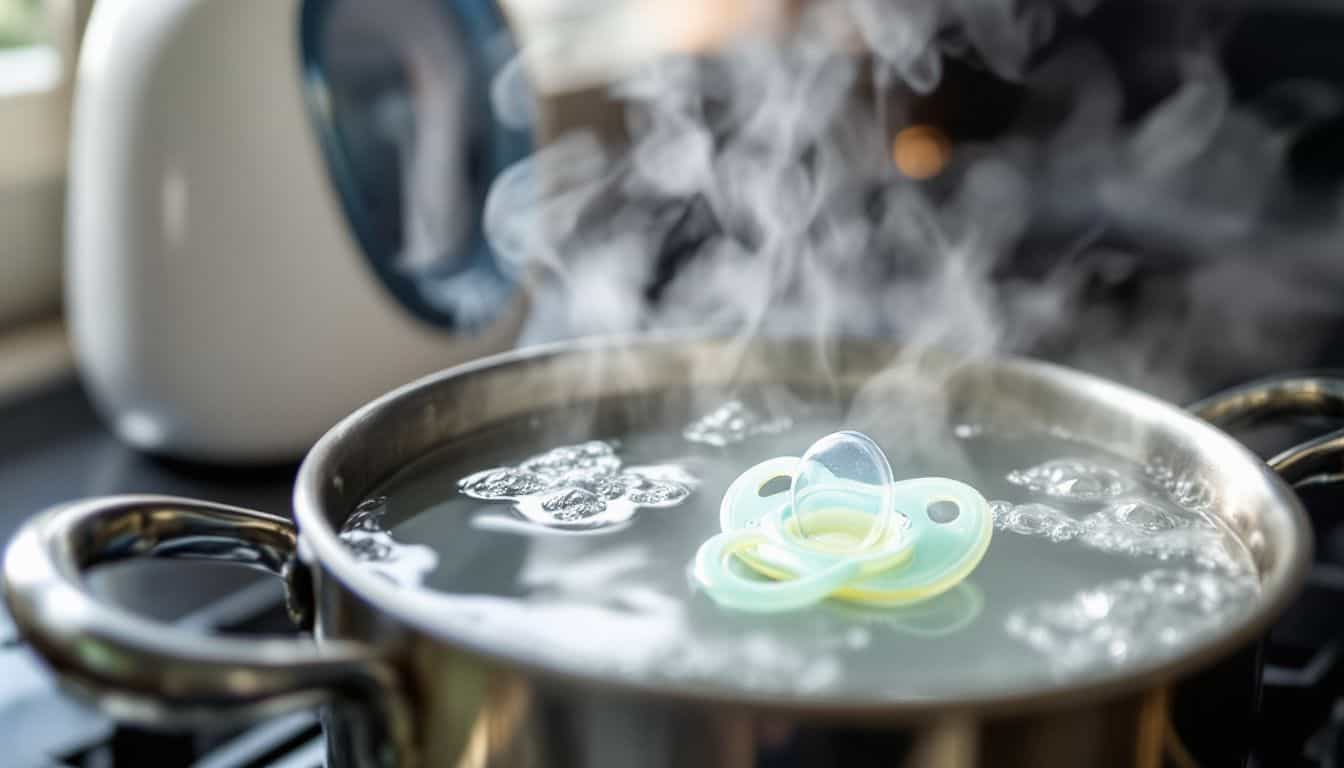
<box><xmin>694</xmin><ymin>430</ymin><xmax>994</xmax><ymax>613</ymax></box>
<box><xmin>787</xmin><ymin>430</ymin><xmax>898</xmax><ymax>553</ymax></box>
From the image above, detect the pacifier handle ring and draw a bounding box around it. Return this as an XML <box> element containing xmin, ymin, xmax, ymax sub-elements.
<box><xmin>693</xmin><ymin>530</ymin><xmax>862</xmax><ymax>613</ymax></box>
<box><xmin>719</xmin><ymin>456</ymin><xmax>800</xmax><ymax>532</ymax></box>
<box><xmin>706</xmin><ymin>444</ymin><xmax>994</xmax><ymax>611</ymax></box>
<box><xmin>865</xmin><ymin>477</ymin><xmax>993</xmax><ymax>603</ymax></box>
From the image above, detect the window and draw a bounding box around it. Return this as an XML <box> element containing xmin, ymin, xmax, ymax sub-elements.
<box><xmin>0</xmin><ymin>0</ymin><xmax>43</xmax><ymax>47</ymax></box>
<box><xmin>0</xmin><ymin>0</ymin><xmax>86</xmax><ymax>328</ymax></box>
<box><xmin>0</xmin><ymin>0</ymin><xmax>42</xmax><ymax>47</ymax></box>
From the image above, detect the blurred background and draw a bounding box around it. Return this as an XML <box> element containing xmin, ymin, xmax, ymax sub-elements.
<box><xmin>0</xmin><ymin>0</ymin><xmax>68</xmax><ymax>334</ymax></box>
<box><xmin>3</xmin><ymin>0</ymin><xmax>1344</xmax><ymax>765</ymax></box>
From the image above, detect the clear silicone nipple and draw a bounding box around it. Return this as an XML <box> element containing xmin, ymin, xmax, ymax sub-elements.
<box><xmin>786</xmin><ymin>430</ymin><xmax>898</xmax><ymax>553</ymax></box>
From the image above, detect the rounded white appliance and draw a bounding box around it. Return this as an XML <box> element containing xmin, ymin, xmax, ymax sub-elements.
<box><xmin>66</xmin><ymin>0</ymin><xmax>532</xmax><ymax>462</ymax></box>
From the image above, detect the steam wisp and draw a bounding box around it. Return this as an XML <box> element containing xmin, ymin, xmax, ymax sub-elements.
<box><xmin>483</xmin><ymin>0</ymin><xmax>1344</xmax><ymax>408</ymax></box>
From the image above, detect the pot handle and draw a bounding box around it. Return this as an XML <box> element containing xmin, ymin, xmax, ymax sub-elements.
<box><xmin>2</xmin><ymin>494</ymin><xmax>409</xmax><ymax>755</ymax></box>
<box><xmin>1189</xmin><ymin>373</ymin><xmax>1344</xmax><ymax>486</ymax></box>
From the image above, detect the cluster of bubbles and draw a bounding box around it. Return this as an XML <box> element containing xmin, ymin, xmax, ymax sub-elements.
<box><xmin>458</xmin><ymin>440</ymin><xmax>697</xmax><ymax>529</ymax></box>
<box><xmin>1083</xmin><ymin>504</ymin><xmax>1241</xmax><ymax>573</ymax></box>
<box><xmin>683</xmin><ymin>400</ymin><xmax>793</xmax><ymax>447</ymax></box>
<box><xmin>990</xmin><ymin>450</ymin><xmax>1258</xmax><ymax>672</ymax></box>
<box><xmin>994</xmin><ymin>456</ymin><xmax>1242</xmax><ymax>573</ymax></box>
<box><xmin>1143</xmin><ymin>456</ymin><xmax>1216</xmax><ymax>514</ymax></box>
<box><xmin>1005</xmin><ymin>458</ymin><xmax>1133</xmax><ymax>502</ymax></box>
<box><xmin>1004</xmin><ymin>568</ymin><xmax>1258</xmax><ymax>673</ymax></box>
<box><xmin>339</xmin><ymin>497</ymin><xmax>440</xmax><ymax>587</ymax></box>
<box><xmin>990</xmin><ymin>500</ymin><xmax>1082</xmax><ymax>543</ymax></box>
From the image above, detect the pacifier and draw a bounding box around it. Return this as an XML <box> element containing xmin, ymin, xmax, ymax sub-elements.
<box><xmin>693</xmin><ymin>431</ymin><xmax>993</xmax><ymax>612</ymax></box>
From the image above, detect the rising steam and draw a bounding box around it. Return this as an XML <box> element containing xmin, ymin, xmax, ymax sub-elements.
<box><xmin>485</xmin><ymin>0</ymin><xmax>1343</xmax><ymax>405</ymax></box>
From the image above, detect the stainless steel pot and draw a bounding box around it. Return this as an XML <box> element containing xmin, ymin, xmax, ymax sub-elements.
<box><xmin>5</xmin><ymin>338</ymin><xmax>1341</xmax><ymax>768</ymax></box>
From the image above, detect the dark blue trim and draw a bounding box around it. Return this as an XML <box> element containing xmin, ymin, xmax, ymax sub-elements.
<box><xmin>298</xmin><ymin>0</ymin><xmax>532</xmax><ymax>330</ymax></box>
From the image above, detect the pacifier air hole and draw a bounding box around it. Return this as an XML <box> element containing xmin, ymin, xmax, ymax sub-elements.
<box><xmin>927</xmin><ymin>500</ymin><xmax>960</xmax><ymax>523</ymax></box>
<box><xmin>758</xmin><ymin>475</ymin><xmax>792</xmax><ymax>497</ymax></box>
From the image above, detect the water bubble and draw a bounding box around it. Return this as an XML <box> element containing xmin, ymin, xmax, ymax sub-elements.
<box><xmin>521</xmin><ymin>441</ymin><xmax>622</xmax><ymax>479</ymax></box>
<box><xmin>789</xmin><ymin>430</ymin><xmax>896</xmax><ymax>552</ymax></box>
<box><xmin>994</xmin><ymin>490</ymin><xmax>1239</xmax><ymax>572</ymax></box>
<box><xmin>989</xmin><ymin>499</ymin><xmax>1013</xmax><ymax>525</ymax></box>
<box><xmin>343</xmin><ymin>534</ymin><xmax>392</xmax><ymax>561</ymax></box>
<box><xmin>1006</xmin><ymin>458</ymin><xmax>1132</xmax><ymax>501</ymax></box>
<box><xmin>339</xmin><ymin>497</ymin><xmax>440</xmax><ymax>586</ymax></box>
<box><xmin>684</xmin><ymin>400</ymin><xmax>793</xmax><ymax>447</ymax></box>
<box><xmin>622</xmin><ymin>470</ymin><xmax>692</xmax><ymax>506</ymax></box>
<box><xmin>563</xmin><ymin>469</ymin><xmax>628</xmax><ymax>500</ymax></box>
<box><xmin>1141</xmin><ymin>569</ymin><xmax>1201</xmax><ymax>600</ymax></box>
<box><xmin>1078</xmin><ymin>505</ymin><xmax>1238</xmax><ymax>573</ymax></box>
<box><xmin>1169</xmin><ymin>477</ymin><xmax>1215</xmax><ymax>513</ymax></box>
<box><xmin>460</xmin><ymin>468</ymin><xmax>550</xmax><ymax>500</ymax></box>
<box><xmin>541</xmin><ymin>488</ymin><xmax>608</xmax><ymax>521</ymax></box>
<box><xmin>1005</xmin><ymin>569</ymin><xmax>1258</xmax><ymax>672</ymax></box>
<box><xmin>1096</xmin><ymin>499</ymin><xmax>1187</xmax><ymax>534</ymax></box>
<box><xmin>1143</xmin><ymin>458</ymin><xmax>1216</xmax><ymax>514</ymax></box>
<box><xmin>345</xmin><ymin>496</ymin><xmax>389</xmax><ymax>532</ymax></box>
<box><xmin>994</xmin><ymin>501</ymin><xmax>1082</xmax><ymax>542</ymax></box>
<box><xmin>459</xmin><ymin>441</ymin><xmax>696</xmax><ymax>530</ymax></box>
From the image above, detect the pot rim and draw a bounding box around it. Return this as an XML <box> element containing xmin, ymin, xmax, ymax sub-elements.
<box><xmin>293</xmin><ymin>335</ymin><xmax>1313</xmax><ymax>720</ymax></box>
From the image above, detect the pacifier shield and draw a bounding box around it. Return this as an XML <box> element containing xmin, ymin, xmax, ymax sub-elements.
<box><xmin>696</xmin><ymin>431</ymin><xmax>993</xmax><ymax>612</ymax></box>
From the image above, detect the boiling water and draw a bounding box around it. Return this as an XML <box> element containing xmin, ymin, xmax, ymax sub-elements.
<box><xmin>340</xmin><ymin>394</ymin><xmax>1259</xmax><ymax>702</ymax></box>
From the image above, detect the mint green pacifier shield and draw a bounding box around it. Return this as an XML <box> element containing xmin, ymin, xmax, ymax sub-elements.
<box><xmin>697</xmin><ymin>431</ymin><xmax>994</xmax><ymax>612</ymax></box>
<box><xmin>830</xmin><ymin>477</ymin><xmax>992</xmax><ymax>604</ymax></box>
<box><xmin>717</xmin><ymin>456</ymin><xmax>799</xmax><ymax>534</ymax></box>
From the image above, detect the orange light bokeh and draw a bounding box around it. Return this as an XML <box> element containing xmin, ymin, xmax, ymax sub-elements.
<box><xmin>892</xmin><ymin>125</ymin><xmax>951</xmax><ymax>180</ymax></box>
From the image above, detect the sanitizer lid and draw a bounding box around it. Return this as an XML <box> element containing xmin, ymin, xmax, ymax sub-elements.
<box><xmin>300</xmin><ymin>0</ymin><xmax>532</xmax><ymax>330</ymax></box>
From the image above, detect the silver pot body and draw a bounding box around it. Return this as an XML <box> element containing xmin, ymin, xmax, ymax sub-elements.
<box><xmin>7</xmin><ymin>338</ymin><xmax>1340</xmax><ymax>767</ymax></box>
